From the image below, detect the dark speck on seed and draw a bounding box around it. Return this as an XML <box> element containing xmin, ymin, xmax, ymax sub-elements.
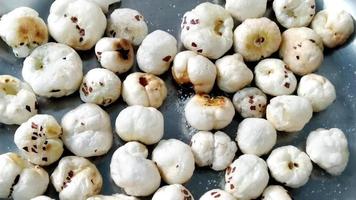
<box><xmin>284</xmin><ymin>82</ymin><xmax>290</xmax><ymax>88</ymax></box>
<box><xmin>31</xmin><ymin>136</ymin><xmax>37</xmax><ymax>140</ymax></box>
<box><xmin>117</xmin><ymin>48</ymin><xmax>130</xmax><ymax>60</ymax></box>
<box><xmin>197</xmin><ymin>49</ymin><xmax>203</xmax><ymax>53</ymax></box>
<box><xmin>230</xmin><ymin>184</ymin><xmax>235</xmax><ymax>190</ymax></box>
<box><xmin>50</xmin><ymin>89</ymin><xmax>61</xmax><ymax>92</ymax></box>
<box><xmin>311</xmin><ymin>5</ymin><xmax>315</xmax><ymax>9</ymax></box>
<box><xmin>23</xmin><ymin>146</ymin><xmax>29</xmax><ymax>152</ymax></box>
<box><xmin>79</xmin><ymin>37</ymin><xmax>83</xmax><ymax>42</ymax></box>
<box><xmin>79</xmin><ymin>29</ymin><xmax>85</xmax><ymax>36</ymax></box>
<box><xmin>162</xmin><ymin>55</ymin><xmax>171</xmax><ymax>62</ymax></box>
<box><xmin>70</xmin><ymin>16</ymin><xmax>78</xmax><ymax>23</ymax></box>
<box><xmin>250</xmin><ymin>106</ymin><xmax>256</xmax><ymax>110</ymax></box>
<box><xmin>20</xmin><ymin>42</ymin><xmax>24</xmax><ymax>46</ymax></box>
<box><xmin>42</xmin><ymin>157</ymin><xmax>47</xmax><ymax>162</ymax></box>
<box><xmin>310</xmin><ymin>39</ymin><xmax>316</xmax><ymax>43</ymax></box>
<box><xmin>191</xmin><ymin>42</ymin><xmax>197</xmax><ymax>47</ymax></box>
<box><xmin>63</xmin><ymin>57</ymin><xmax>66</xmax><ymax>60</ymax></box>
<box><xmin>76</xmin><ymin>25</ymin><xmax>80</xmax><ymax>30</ymax></box>
<box><xmin>64</xmin><ymin>14</ymin><xmax>67</xmax><ymax>17</ymax></box>
<box><xmin>296</xmin><ymin>55</ymin><xmax>300</xmax><ymax>60</ymax></box>
<box><xmin>134</xmin><ymin>15</ymin><xmax>140</xmax><ymax>21</ymax></box>
<box><xmin>68</xmin><ymin>171</ymin><xmax>74</xmax><ymax>177</ymax></box>
<box><xmin>99</xmin><ymin>82</ymin><xmax>104</xmax><ymax>86</ymax></box>
<box><xmin>25</xmin><ymin>105</ymin><xmax>31</xmax><ymax>112</ymax></box>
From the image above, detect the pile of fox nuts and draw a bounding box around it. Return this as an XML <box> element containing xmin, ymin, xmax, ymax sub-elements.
<box><xmin>0</xmin><ymin>0</ymin><xmax>354</xmax><ymax>199</ymax></box>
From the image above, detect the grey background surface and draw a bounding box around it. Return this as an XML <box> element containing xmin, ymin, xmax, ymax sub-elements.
<box><xmin>0</xmin><ymin>0</ymin><xmax>355</xmax><ymax>199</ymax></box>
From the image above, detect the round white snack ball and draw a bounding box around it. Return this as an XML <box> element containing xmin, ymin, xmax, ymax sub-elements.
<box><xmin>31</xmin><ymin>196</ymin><xmax>55</xmax><ymax>200</ymax></box>
<box><xmin>266</xmin><ymin>95</ymin><xmax>313</xmax><ymax>132</ymax></box>
<box><xmin>14</xmin><ymin>114</ymin><xmax>63</xmax><ymax>166</ymax></box>
<box><xmin>106</xmin><ymin>8</ymin><xmax>148</xmax><ymax>46</ymax></box>
<box><xmin>262</xmin><ymin>185</ymin><xmax>292</xmax><ymax>200</ymax></box>
<box><xmin>152</xmin><ymin>139</ymin><xmax>195</xmax><ymax>184</ymax></box>
<box><xmin>47</xmin><ymin>0</ymin><xmax>106</xmax><ymax>50</ymax></box>
<box><xmin>152</xmin><ymin>184</ymin><xmax>194</xmax><ymax>200</ymax></box>
<box><xmin>273</xmin><ymin>0</ymin><xmax>316</xmax><ymax>28</ymax></box>
<box><xmin>110</xmin><ymin>142</ymin><xmax>161</xmax><ymax>196</ymax></box>
<box><xmin>306</xmin><ymin>128</ymin><xmax>349</xmax><ymax>175</ymax></box>
<box><xmin>61</xmin><ymin>103</ymin><xmax>113</xmax><ymax>157</ymax></box>
<box><xmin>95</xmin><ymin>37</ymin><xmax>134</xmax><ymax>74</ymax></box>
<box><xmin>181</xmin><ymin>2</ymin><xmax>234</xmax><ymax>59</ymax></box>
<box><xmin>225</xmin><ymin>0</ymin><xmax>267</xmax><ymax>21</ymax></box>
<box><xmin>51</xmin><ymin>156</ymin><xmax>103</xmax><ymax>200</ymax></box>
<box><xmin>137</xmin><ymin>30</ymin><xmax>177</xmax><ymax>75</ymax></box>
<box><xmin>232</xmin><ymin>87</ymin><xmax>267</xmax><ymax>118</ymax></box>
<box><xmin>87</xmin><ymin>194</ymin><xmax>138</xmax><ymax>200</ymax></box>
<box><xmin>254</xmin><ymin>59</ymin><xmax>297</xmax><ymax>96</ymax></box>
<box><xmin>279</xmin><ymin>27</ymin><xmax>324</xmax><ymax>76</ymax></box>
<box><xmin>115</xmin><ymin>105</ymin><xmax>164</xmax><ymax>145</ymax></box>
<box><xmin>311</xmin><ymin>9</ymin><xmax>354</xmax><ymax>48</ymax></box>
<box><xmin>0</xmin><ymin>7</ymin><xmax>48</xmax><ymax>57</ymax></box>
<box><xmin>122</xmin><ymin>72</ymin><xmax>167</xmax><ymax>108</ymax></box>
<box><xmin>225</xmin><ymin>154</ymin><xmax>269</xmax><ymax>199</ymax></box>
<box><xmin>0</xmin><ymin>75</ymin><xmax>37</xmax><ymax>125</ymax></box>
<box><xmin>236</xmin><ymin>118</ymin><xmax>277</xmax><ymax>156</ymax></box>
<box><xmin>215</xmin><ymin>53</ymin><xmax>253</xmax><ymax>93</ymax></box>
<box><xmin>267</xmin><ymin>145</ymin><xmax>313</xmax><ymax>188</ymax></box>
<box><xmin>191</xmin><ymin>131</ymin><xmax>237</xmax><ymax>171</ymax></box>
<box><xmin>234</xmin><ymin>17</ymin><xmax>281</xmax><ymax>62</ymax></box>
<box><xmin>0</xmin><ymin>152</ymin><xmax>49</xmax><ymax>200</ymax></box>
<box><xmin>297</xmin><ymin>74</ymin><xmax>336</xmax><ymax>112</ymax></box>
<box><xmin>185</xmin><ymin>94</ymin><xmax>235</xmax><ymax>131</ymax></box>
<box><xmin>172</xmin><ymin>51</ymin><xmax>217</xmax><ymax>94</ymax></box>
<box><xmin>80</xmin><ymin>68</ymin><xmax>121</xmax><ymax>106</ymax></box>
<box><xmin>200</xmin><ymin>189</ymin><xmax>236</xmax><ymax>200</ymax></box>
<box><xmin>22</xmin><ymin>42</ymin><xmax>83</xmax><ymax>98</ymax></box>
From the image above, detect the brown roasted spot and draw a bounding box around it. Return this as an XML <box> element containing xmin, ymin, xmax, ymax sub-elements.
<box><xmin>288</xmin><ymin>162</ymin><xmax>299</xmax><ymax>169</ymax></box>
<box><xmin>17</xmin><ymin>17</ymin><xmax>47</xmax><ymax>45</ymax></box>
<box><xmin>214</xmin><ymin>19</ymin><xmax>224</xmax><ymax>36</ymax></box>
<box><xmin>198</xmin><ymin>94</ymin><xmax>226</xmax><ymax>106</ymax></box>
<box><xmin>115</xmin><ymin>39</ymin><xmax>133</xmax><ymax>61</ymax></box>
<box><xmin>162</xmin><ymin>55</ymin><xmax>171</xmax><ymax>62</ymax></box>
<box><xmin>139</xmin><ymin>77</ymin><xmax>148</xmax><ymax>87</ymax></box>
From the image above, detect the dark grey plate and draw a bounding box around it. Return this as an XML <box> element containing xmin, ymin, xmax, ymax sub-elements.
<box><xmin>0</xmin><ymin>0</ymin><xmax>355</xmax><ymax>199</ymax></box>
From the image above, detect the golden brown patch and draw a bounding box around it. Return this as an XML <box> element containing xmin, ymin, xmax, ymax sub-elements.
<box><xmin>214</xmin><ymin>19</ymin><xmax>224</xmax><ymax>36</ymax></box>
<box><xmin>115</xmin><ymin>38</ymin><xmax>134</xmax><ymax>62</ymax></box>
<box><xmin>197</xmin><ymin>94</ymin><xmax>226</xmax><ymax>106</ymax></box>
<box><xmin>16</xmin><ymin>17</ymin><xmax>48</xmax><ymax>45</ymax></box>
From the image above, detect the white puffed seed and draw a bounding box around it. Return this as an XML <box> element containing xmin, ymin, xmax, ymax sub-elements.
<box><xmin>95</xmin><ymin>37</ymin><xmax>134</xmax><ymax>74</ymax></box>
<box><xmin>306</xmin><ymin>128</ymin><xmax>349</xmax><ymax>175</ymax></box>
<box><xmin>200</xmin><ymin>189</ymin><xmax>236</xmax><ymax>200</ymax></box>
<box><xmin>311</xmin><ymin>9</ymin><xmax>354</xmax><ymax>48</ymax></box>
<box><xmin>0</xmin><ymin>152</ymin><xmax>49</xmax><ymax>200</ymax></box>
<box><xmin>152</xmin><ymin>184</ymin><xmax>194</xmax><ymax>200</ymax></box>
<box><xmin>254</xmin><ymin>59</ymin><xmax>297</xmax><ymax>96</ymax></box>
<box><xmin>279</xmin><ymin>27</ymin><xmax>324</xmax><ymax>76</ymax></box>
<box><xmin>273</xmin><ymin>0</ymin><xmax>316</xmax><ymax>28</ymax></box>
<box><xmin>225</xmin><ymin>154</ymin><xmax>269</xmax><ymax>199</ymax></box>
<box><xmin>115</xmin><ymin>105</ymin><xmax>164</xmax><ymax>145</ymax></box>
<box><xmin>172</xmin><ymin>51</ymin><xmax>217</xmax><ymax>94</ymax></box>
<box><xmin>181</xmin><ymin>2</ymin><xmax>234</xmax><ymax>59</ymax></box>
<box><xmin>236</xmin><ymin>118</ymin><xmax>277</xmax><ymax>156</ymax></box>
<box><xmin>262</xmin><ymin>185</ymin><xmax>292</xmax><ymax>200</ymax></box>
<box><xmin>22</xmin><ymin>42</ymin><xmax>83</xmax><ymax>98</ymax></box>
<box><xmin>14</xmin><ymin>114</ymin><xmax>63</xmax><ymax>166</ymax></box>
<box><xmin>267</xmin><ymin>145</ymin><xmax>313</xmax><ymax>188</ymax></box>
<box><xmin>0</xmin><ymin>7</ymin><xmax>48</xmax><ymax>57</ymax></box>
<box><xmin>47</xmin><ymin>0</ymin><xmax>107</xmax><ymax>50</ymax></box>
<box><xmin>232</xmin><ymin>87</ymin><xmax>267</xmax><ymax>118</ymax></box>
<box><xmin>110</xmin><ymin>142</ymin><xmax>161</xmax><ymax>196</ymax></box>
<box><xmin>122</xmin><ymin>72</ymin><xmax>167</xmax><ymax>108</ymax></box>
<box><xmin>51</xmin><ymin>156</ymin><xmax>103</xmax><ymax>200</ymax></box>
<box><xmin>61</xmin><ymin>103</ymin><xmax>113</xmax><ymax>157</ymax></box>
<box><xmin>0</xmin><ymin>75</ymin><xmax>37</xmax><ymax>125</ymax></box>
<box><xmin>152</xmin><ymin>139</ymin><xmax>195</xmax><ymax>184</ymax></box>
<box><xmin>216</xmin><ymin>53</ymin><xmax>253</xmax><ymax>93</ymax></box>
<box><xmin>87</xmin><ymin>194</ymin><xmax>138</xmax><ymax>200</ymax></box>
<box><xmin>106</xmin><ymin>8</ymin><xmax>148</xmax><ymax>46</ymax></box>
<box><xmin>137</xmin><ymin>30</ymin><xmax>177</xmax><ymax>75</ymax></box>
<box><xmin>225</xmin><ymin>0</ymin><xmax>267</xmax><ymax>21</ymax></box>
<box><xmin>234</xmin><ymin>17</ymin><xmax>282</xmax><ymax>62</ymax></box>
<box><xmin>185</xmin><ymin>94</ymin><xmax>235</xmax><ymax>131</ymax></box>
<box><xmin>191</xmin><ymin>131</ymin><xmax>237</xmax><ymax>171</ymax></box>
<box><xmin>266</xmin><ymin>95</ymin><xmax>313</xmax><ymax>132</ymax></box>
<box><xmin>80</xmin><ymin>68</ymin><xmax>121</xmax><ymax>106</ymax></box>
<box><xmin>297</xmin><ymin>74</ymin><xmax>336</xmax><ymax>112</ymax></box>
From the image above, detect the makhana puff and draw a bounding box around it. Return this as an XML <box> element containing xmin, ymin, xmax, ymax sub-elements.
<box><xmin>14</xmin><ymin>114</ymin><xmax>63</xmax><ymax>166</ymax></box>
<box><xmin>47</xmin><ymin>0</ymin><xmax>107</xmax><ymax>50</ymax></box>
<box><xmin>232</xmin><ymin>87</ymin><xmax>267</xmax><ymax>118</ymax></box>
<box><xmin>0</xmin><ymin>75</ymin><xmax>37</xmax><ymax>125</ymax></box>
<box><xmin>80</xmin><ymin>68</ymin><xmax>122</xmax><ymax>106</ymax></box>
<box><xmin>185</xmin><ymin>94</ymin><xmax>235</xmax><ymax>131</ymax></box>
<box><xmin>61</xmin><ymin>103</ymin><xmax>113</xmax><ymax>157</ymax></box>
<box><xmin>191</xmin><ymin>131</ymin><xmax>237</xmax><ymax>171</ymax></box>
<box><xmin>225</xmin><ymin>154</ymin><xmax>269</xmax><ymax>199</ymax></box>
<box><xmin>95</xmin><ymin>37</ymin><xmax>134</xmax><ymax>74</ymax></box>
<box><xmin>51</xmin><ymin>156</ymin><xmax>103</xmax><ymax>200</ymax></box>
<box><xmin>200</xmin><ymin>189</ymin><xmax>236</xmax><ymax>200</ymax></box>
<box><xmin>110</xmin><ymin>142</ymin><xmax>161</xmax><ymax>196</ymax></box>
<box><xmin>152</xmin><ymin>184</ymin><xmax>194</xmax><ymax>200</ymax></box>
<box><xmin>22</xmin><ymin>42</ymin><xmax>83</xmax><ymax>98</ymax></box>
<box><xmin>181</xmin><ymin>2</ymin><xmax>234</xmax><ymax>59</ymax></box>
<box><xmin>152</xmin><ymin>139</ymin><xmax>195</xmax><ymax>184</ymax></box>
<box><xmin>225</xmin><ymin>0</ymin><xmax>267</xmax><ymax>22</ymax></box>
<box><xmin>137</xmin><ymin>30</ymin><xmax>177</xmax><ymax>75</ymax></box>
<box><xmin>115</xmin><ymin>105</ymin><xmax>164</xmax><ymax>145</ymax></box>
<box><xmin>0</xmin><ymin>152</ymin><xmax>49</xmax><ymax>200</ymax></box>
<box><xmin>122</xmin><ymin>72</ymin><xmax>167</xmax><ymax>108</ymax></box>
<box><xmin>0</xmin><ymin>7</ymin><xmax>48</xmax><ymax>57</ymax></box>
<box><xmin>172</xmin><ymin>51</ymin><xmax>217</xmax><ymax>94</ymax></box>
<box><xmin>262</xmin><ymin>185</ymin><xmax>292</xmax><ymax>200</ymax></box>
